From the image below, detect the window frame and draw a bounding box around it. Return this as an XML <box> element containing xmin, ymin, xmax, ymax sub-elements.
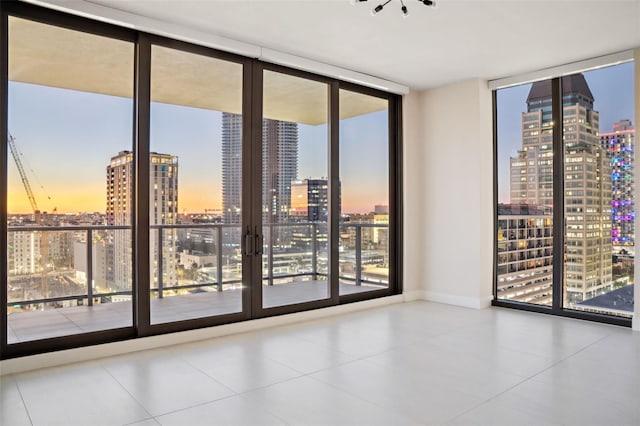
<box><xmin>492</xmin><ymin>71</ymin><xmax>633</xmax><ymax>327</ymax></box>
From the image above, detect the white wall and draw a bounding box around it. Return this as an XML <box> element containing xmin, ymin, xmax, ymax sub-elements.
<box><xmin>403</xmin><ymin>79</ymin><xmax>494</xmax><ymax>308</ymax></box>
<box><xmin>402</xmin><ymin>90</ymin><xmax>426</xmax><ymax>298</ymax></box>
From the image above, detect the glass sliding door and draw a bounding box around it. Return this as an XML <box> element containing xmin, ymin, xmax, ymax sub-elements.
<box><xmin>149</xmin><ymin>44</ymin><xmax>244</xmax><ymax>324</ymax></box>
<box><xmin>338</xmin><ymin>90</ymin><xmax>390</xmax><ymax>296</ymax></box>
<box><xmin>259</xmin><ymin>69</ymin><xmax>330</xmax><ymax>309</ymax></box>
<box><xmin>6</xmin><ymin>17</ymin><xmax>134</xmax><ymax>342</ymax></box>
<box><xmin>495</xmin><ymin>81</ymin><xmax>554</xmax><ymax>306</ymax></box>
<box><xmin>562</xmin><ymin>64</ymin><xmax>634</xmax><ymax>319</ymax></box>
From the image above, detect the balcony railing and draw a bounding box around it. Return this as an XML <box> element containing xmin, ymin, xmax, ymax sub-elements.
<box><xmin>7</xmin><ymin>222</ymin><xmax>389</xmax><ymax>310</ymax></box>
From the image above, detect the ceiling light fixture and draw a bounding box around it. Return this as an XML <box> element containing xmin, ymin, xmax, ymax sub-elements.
<box><xmin>351</xmin><ymin>0</ymin><xmax>436</xmax><ymax>17</ymax></box>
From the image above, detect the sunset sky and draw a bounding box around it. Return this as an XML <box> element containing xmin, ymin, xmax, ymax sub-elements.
<box><xmin>7</xmin><ymin>81</ymin><xmax>388</xmax><ymax>215</ymax></box>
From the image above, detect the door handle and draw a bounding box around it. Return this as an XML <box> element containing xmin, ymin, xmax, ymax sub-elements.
<box><xmin>242</xmin><ymin>227</ymin><xmax>263</xmax><ymax>256</ymax></box>
<box><xmin>255</xmin><ymin>227</ymin><xmax>264</xmax><ymax>256</ymax></box>
<box><xmin>242</xmin><ymin>227</ymin><xmax>254</xmax><ymax>256</ymax></box>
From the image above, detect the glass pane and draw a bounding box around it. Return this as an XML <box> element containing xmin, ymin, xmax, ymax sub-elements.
<box><xmin>261</xmin><ymin>70</ymin><xmax>329</xmax><ymax>308</ymax></box>
<box><xmin>149</xmin><ymin>46</ymin><xmax>244</xmax><ymax>324</ymax></box>
<box><xmin>495</xmin><ymin>81</ymin><xmax>554</xmax><ymax>306</ymax></box>
<box><xmin>7</xmin><ymin>17</ymin><xmax>134</xmax><ymax>342</ymax></box>
<box><xmin>563</xmin><ymin>64</ymin><xmax>635</xmax><ymax>319</ymax></box>
<box><xmin>339</xmin><ymin>90</ymin><xmax>389</xmax><ymax>295</ymax></box>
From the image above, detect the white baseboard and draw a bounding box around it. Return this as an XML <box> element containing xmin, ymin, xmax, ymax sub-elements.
<box><xmin>402</xmin><ymin>290</ymin><xmax>424</xmax><ymax>302</ymax></box>
<box><xmin>422</xmin><ymin>291</ymin><xmax>493</xmax><ymax>309</ymax></box>
<box><xmin>1</xmin><ymin>294</ymin><xmax>404</xmax><ymax>376</ymax></box>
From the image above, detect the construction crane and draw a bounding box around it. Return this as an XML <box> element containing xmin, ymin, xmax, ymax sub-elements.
<box><xmin>8</xmin><ymin>132</ymin><xmax>51</xmax><ymax>301</ymax></box>
<box><xmin>7</xmin><ymin>132</ymin><xmax>40</xmax><ymax>216</ymax></box>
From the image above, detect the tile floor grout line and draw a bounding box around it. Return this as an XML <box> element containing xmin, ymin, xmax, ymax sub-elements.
<box><xmin>148</xmin><ymin>392</ymin><xmax>242</xmax><ymax>419</ymax></box>
<box><xmin>181</xmin><ymin>356</ymin><xmax>245</xmax><ymax>396</ymax></box>
<box><xmin>235</xmin><ymin>391</ymin><xmax>293</xmax><ymax>426</ymax></box>
<box><xmin>99</xmin><ymin>362</ymin><xmax>156</xmax><ymax>422</ymax></box>
<box><xmin>302</xmin><ymin>363</ymin><xmax>426</xmax><ymax>425</ymax></box>
<box><xmin>444</xmin><ymin>331</ymin><xmax>617</xmax><ymax>424</ymax></box>
<box><xmin>121</xmin><ymin>416</ymin><xmax>157</xmax><ymax>426</ymax></box>
<box><xmin>13</xmin><ymin>377</ymin><xmax>36</xmax><ymax>426</ymax></box>
<box><xmin>101</xmin><ymin>350</ymin><xmax>244</xmax><ymax>419</ymax></box>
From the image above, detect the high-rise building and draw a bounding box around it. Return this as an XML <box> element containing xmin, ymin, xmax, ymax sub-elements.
<box><xmin>508</xmin><ymin>74</ymin><xmax>612</xmax><ymax>304</ymax></box>
<box><xmin>106</xmin><ymin>151</ymin><xmax>179</xmax><ymax>291</ymax></box>
<box><xmin>290</xmin><ymin>178</ymin><xmax>335</xmax><ymax>252</ymax></box>
<box><xmin>7</xmin><ymin>228</ymin><xmax>41</xmax><ymax>275</ymax></box>
<box><xmin>496</xmin><ymin>204</ymin><xmax>553</xmax><ymax>305</ymax></box>
<box><xmin>7</xmin><ymin>226</ymin><xmax>72</xmax><ymax>277</ymax></box>
<box><xmin>290</xmin><ymin>179</ymin><xmax>330</xmax><ymax>222</ymax></box>
<box><xmin>600</xmin><ymin>119</ymin><xmax>635</xmax><ymax>246</ymax></box>
<box><xmin>222</xmin><ymin>113</ymin><xmax>243</xmax><ymax>225</ymax></box>
<box><xmin>222</xmin><ymin>112</ymin><xmax>298</xmax><ymax>245</ymax></box>
<box><xmin>73</xmin><ymin>236</ymin><xmax>108</xmax><ymax>290</ymax></box>
<box><xmin>262</xmin><ymin>119</ymin><xmax>298</xmax><ymax>226</ymax></box>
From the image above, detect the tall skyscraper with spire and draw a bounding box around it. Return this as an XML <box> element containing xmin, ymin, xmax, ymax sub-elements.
<box><xmin>508</xmin><ymin>74</ymin><xmax>612</xmax><ymax>304</ymax></box>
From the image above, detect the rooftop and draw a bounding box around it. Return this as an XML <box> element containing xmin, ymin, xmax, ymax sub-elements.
<box><xmin>578</xmin><ymin>285</ymin><xmax>634</xmax><ymax>313</ymax></box>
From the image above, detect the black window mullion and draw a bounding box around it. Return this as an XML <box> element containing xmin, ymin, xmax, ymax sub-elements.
<box><xmin>0</xmin><ymin>8</ymin><xmax>9</xmax><ymax>356</ymax></box>
<box><xmin>389</xmin><ymin>95</ymin><xmax>402</xmax><ymax>295</ymax></box>
<box><xmin>134</xmin><ymin>34</ymin><xmax>152</xmax><ymax>335</ymax></box>
<box><xmin>249</xmin><ymin>61</ymin><xmax>264</xmax><ymax>316</ymax></box>
<box><xmin>492</xmin><ymin>90</ymin><xmax>499</xmax><ymax>302</ymax></box>
<box><xmin>240</xmin><ymin>55</ymin><xmax>254</xmax><ymax>320</ymax></box>
<box><xmin>328</xmin><ymin>82</ymin><xmax>340</xmax><ymax>303</ymax></box>
<box><xmin>551</xmin><ymin>77</ymin><xmax>565</xmax><ymax>312</ymax></box>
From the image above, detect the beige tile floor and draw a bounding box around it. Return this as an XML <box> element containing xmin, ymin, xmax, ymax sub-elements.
<box><xmin>1</xmin><ymin>301</ymin><xmax>638</xmax><ymax>426</ymax></box>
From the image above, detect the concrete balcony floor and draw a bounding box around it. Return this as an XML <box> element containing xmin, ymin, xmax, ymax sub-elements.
<box><xmin>7</xmin><ymin>281</ymin><xmax>381</xmax><ymax>344</ymax></box>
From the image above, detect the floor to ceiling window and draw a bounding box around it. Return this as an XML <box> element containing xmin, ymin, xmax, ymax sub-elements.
<box><xmin>0</xmin><ymin>2</ymin><xmax>402</xmax><ymax>359</ymax></box>
<box><xmin>259</xmin><ymin>69</ymin><xmax>330</xmax><ymax>310</ymax></box>
<box><xmin>494</xmin><ymin>59</ymin><xmax>635</xmax><ymax>325</ymax></box>
<box><xmin>339</xmin><ymin>90</ymin><xmax>391</xmax><ymax>296</ymax></box>
<box><xmin>148</xmin><ymin>43</ymin><xmax>245</xmax><ymax>325</ymax></box>
<box><xmin>495</xmin><ymin>80</ymin><xmax>554</xmax><ymax>307</ymax></box>
<box><xmin>5</xmin><ymin>16</ymin><xmax>135</xmax><ymax>344</ymax></box>
<box><xmin>562</xmin><ymin>65</ymin><xmax>635</xmax><ymax>318</ymax></box>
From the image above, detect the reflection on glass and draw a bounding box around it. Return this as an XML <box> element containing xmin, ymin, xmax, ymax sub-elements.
<box><xmin>495</xmin><ymin>82</ymin><xmax>554</xmax><ymax>306</ymax></box>
<box><xmin>339</xmin><ymin>90</ymin><xmax>389</xmax><ymax>295</ymax></box>
<box><xmin>261</xmin><ymin>70</ymin><xmax>329</xmax><ymax>308</ymax></box>
<box><xmin>6</xmin><ymin>17</ymin><xmax>134</xmax><ymax>343</ymax></box>
<box><xmin>563</xmin><ymin>65</ymin><xmax>634</xmax><ymax>318</ymax></box>
<box><xmin>149</xmin><ymin>45</ymin><xmax>244</xmax><ymax>324</ymax></box>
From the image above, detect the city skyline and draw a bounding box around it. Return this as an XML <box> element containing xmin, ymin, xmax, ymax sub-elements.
<box><xmin>497</xmin><ymin>61</ymin><xmax>634</xmax><ymax>203</ymax></box>
<box><xmin>7</xmin><ymin>81</ymin><xmax>389</xmax><ymax>215</ymax></box>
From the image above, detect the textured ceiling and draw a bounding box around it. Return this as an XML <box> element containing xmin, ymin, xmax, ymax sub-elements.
<box><xmin>28</xmin><ymin>0</ymin><xmax>640</xmax><ymax>91</ymax></box>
